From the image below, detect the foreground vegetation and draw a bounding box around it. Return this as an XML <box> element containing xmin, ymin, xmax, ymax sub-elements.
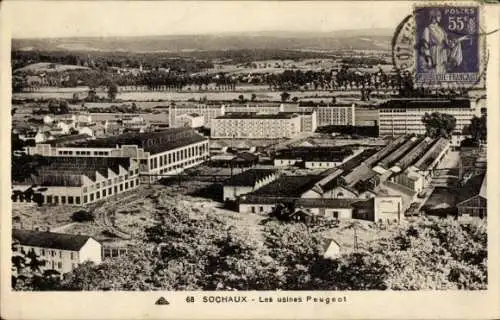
<box><xmin>13</xmin><ymin>208</ymin><xmax>487</xmax><ymax>291</ymax></box>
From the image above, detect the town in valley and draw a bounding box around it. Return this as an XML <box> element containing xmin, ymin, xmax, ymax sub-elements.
<box><xmin>10</xmin><ymin>14</ymin><xmax>487</xmax><ymax>291</ymax></box>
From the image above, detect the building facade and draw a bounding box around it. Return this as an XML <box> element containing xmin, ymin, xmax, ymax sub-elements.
<box><xmin>211</xmin><ymin>113</ymin><xmax>301</xmax><ymax>139</ymax></box>
<box><xmin>12</xmin><ymin>229</ymin><xmax>102</xmax><ymax>274</ymax></box>
<box><xmin>26</xmin><ymin>129</ymin><xmax>210</xmax><ymax>183</ymax></box>
<box><xmin>13</xmin><ymin>157</ymin><xmax>140</xmax><ymax>206</ymax></box>
<box><xmin>379</xmin><ymin>98</ymin><xmax>481</xmax><ymax>136</ymax></box>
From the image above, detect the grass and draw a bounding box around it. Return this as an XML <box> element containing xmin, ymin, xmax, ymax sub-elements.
<box><xmin>12</xmin><ymin>203</ymin><xmax>77</xmax><ymax>230</ymax></box>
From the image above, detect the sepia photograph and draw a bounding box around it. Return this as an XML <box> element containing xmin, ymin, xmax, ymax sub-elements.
<box><xmin>1</xmin><ymin>1</ymin><xmax>499</xmax><ymax>319</ymax></box>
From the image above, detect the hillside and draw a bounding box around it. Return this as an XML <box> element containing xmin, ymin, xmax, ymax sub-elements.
<box><xmin>12</xmin><ymin>29</ymin><xmax>393</xmax><ymax>53</ymax></box>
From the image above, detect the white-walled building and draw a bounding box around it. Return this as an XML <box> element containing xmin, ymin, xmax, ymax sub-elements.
<box><xmin>27</xmin><ymin>128</ymin><xmax>210</xmax><ymax>183</ymax></box>
<box><xmin>378</xmin><ymin>98</ymin><xmax>481</xmax><ymax>136</ymax></box>
<box><xmin>178</xmin><ymin>113</ymin><xmax>205</xmax><ymax>128</ymax></box>
<box><xmin>211</xmin><ymin>113</ymin><xmax>301</xmax><ymax>139</ymax></box>
<box><xmin>13</xmin><ymin>157</ymin><xmax>140</xmax><ymax>205</ymax></box>
<box><xmin>12</xmin><ymin>229</ymin><xmax>102</xmax><ymax>274</ymax></box>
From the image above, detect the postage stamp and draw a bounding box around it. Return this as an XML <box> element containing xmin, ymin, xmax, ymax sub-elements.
<box><xmin>414</xmin><ymin>5</ymin><xmax>481</xmax><ymax>85</ymax></box>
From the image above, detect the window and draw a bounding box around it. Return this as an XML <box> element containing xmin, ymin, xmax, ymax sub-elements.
<box><xmin>52</xmin><ymin>261</ymin><xmax>55</xmax><ymax>269</ymax></box>
<box><xmin>125</xmin><ymin>182</ymin><xmax>129</xmax><ymax>189</ymax></box>
<box><xmin>59</xmin><ymin>251</ymin><xmax>62</xmax><ymax>258</ymax></box>
<box><xmin>259</xmin><ymin>206</ymin><xmax>264</xmax><ymax>212</ymax></box>
<box><xmin>70</xmin><ymin>252</ymin><xmax>74</xmax><ymax>260</ymax></box>
<box><xmin>102</xmin><ymin>189</ymin><xmax>107</xmax><ymax>197</ymax></box>
<box><xmin>61</xmin><ymin>196</ymin><xmax>66</xmax><ymax>204</ymax></box>
<box><xmin>96</xmin><ymin>192</ymin><xmax>101</xmax><ymax>199</ymax></box>
<box><xmin>83</xmin><ymin>187</ymin><xmax>88</xmax><ymax>193</ymax></box>
<box><xmin>333</xmin><ymin>211</ymin><xmax>339</xmax><ymax>219</ymax></box>
<box><xmin>120</xmin><ymin>184</ymin><xmax>123</xmax><ymax>191</ymax></box>
<box><xmin>42</xmin><ymin>249</ymin><xmax>45</xmax><ymax>256</ymax></box>
<box><xmin>90</xmin><ymin>193</ymin><xmax>94</xmax><ymax>201</ymax></box>
<box><xmin>68</xmin><ymin>196</ymin><xmax>74</xmax><ymax>204</ymax></box>
<box><xmin>130</xmin><ymin>180</ymin><xmax>134</xmax><ymax>188</ymax></box>
<box><xmin>108</xmin><ymin>187</ymin><xmax>112</xmax><ymax>195</ymax></box>
<box><xmin>114</xmin><ymin>186</ymin><xmax>118</xmax><ymax>194</ymax></box>
<box><xmin>83</xmin><ymin>195</ymin><xmax>88</xmax><ymax>203</ymax></box>
<box><xmin>46</xmin><ymin>195</ymin><xmax>52</xmax><ymax>204</ymax></box>
<box><xmin>57</xmin><ymin>262</ymin><xmax>62</xmax><ymax>269</ymax></box>
<box><xmin>75</xmin><ymin>197</ymin><xmax>80</xmax><ymax>204</ymax></box>
<box><xmin>52</xmin><ymin>250</ymin><xmax>56</xmax><ymax>257</ymax></box>
<box><xmin>251</xmin><ymin>206</ymin><xmax>255</xmax><ymax>213</ymax></box>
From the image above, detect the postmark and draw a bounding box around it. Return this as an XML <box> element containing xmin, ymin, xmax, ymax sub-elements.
<box><xmin>392</xmin><ymin>3</ymin><xmax>487</xmax><ymax>89</ymax></box>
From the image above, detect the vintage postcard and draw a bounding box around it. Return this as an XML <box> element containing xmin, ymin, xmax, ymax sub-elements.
<box><xmin>0</xmin><ymin>1</ymin><xmax>499</xmax><ymax>319</ymax></box>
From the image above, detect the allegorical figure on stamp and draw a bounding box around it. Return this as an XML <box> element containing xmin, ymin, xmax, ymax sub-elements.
<box><xmin>420</xmin><ymin>8</ymin><xmax>470</xmax><ymax>74</ymax></box>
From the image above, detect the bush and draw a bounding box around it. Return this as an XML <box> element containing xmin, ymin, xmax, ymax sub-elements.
<box><xmin>71</xmin><ymin>210</ymin><xmax>94</xmax><ymax>222</ymax></box>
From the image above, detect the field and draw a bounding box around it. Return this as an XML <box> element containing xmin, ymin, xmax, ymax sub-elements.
<box><xmin>12</xmin><ymin>203</ymin><xmax>77</xmax><ymax>230</ymax></box>
<box><xmin>13</xmin><ymin>88</ymin><xmax>393</xmax><ymax>102</ymax></box>
<box><xmin>13</xmin><ymin>181</ymin><xmax>396</xmax><ymax>252</ymax></box>
<box><xmin>15</xmin><ymin>63</ymin><xmax>90</xmax><ymax>73</ymax></box>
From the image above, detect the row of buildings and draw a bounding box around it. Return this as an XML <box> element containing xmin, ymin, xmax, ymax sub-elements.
<box><xmin>15</xmin><ymin>128</ymin><xmax>210</xmax><ymax>204</ymax></box>
<box><xmin>221</xmin><ymin>134</ymin><xmax>459</xmax><ymax>223</ymax></box>
<box><xmin>168</xmin><ymin>96</ymin><xmax>484</xmax><ymax>139</ymax></box>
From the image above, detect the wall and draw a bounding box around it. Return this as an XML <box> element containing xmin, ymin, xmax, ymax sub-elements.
<box><xmin>374</xmin><ymin>196</ymin><xmax>402</xmax><ymax>223</ymax></box>
<box><xmin>79</xmin><ymin>238</ymin><xmax>102</xmax><ymax>265</ymax></box>
<box><xmin>304</xmin><ymin>161</ymin><xmax>342</xmax><ymax>169</ymax></box>
<box><xmin>223</xmin><ymin>185</ymin><xmax>254</xmax><ymax>201</ymax></box>
<box><xmin>239</xmin><ymin>203</ymin><xmax>275</xmax><ymax>214</ymax></box>
<box><xmin>273</xmin><ymin>159</ymin><xmax>301</xmax><ymax>167</ymax></box>
<box><xmin>21</xmin><ymin>245</ymin><xmax>80</xmax><ymax>274</ymax></box>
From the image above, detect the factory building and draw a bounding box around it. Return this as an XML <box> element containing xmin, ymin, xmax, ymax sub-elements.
<box><xmin>211</xmin><ymin>113</ymin><xmax>302</xmax><ymax>139</ymax></box>
<box><xmin>12</xmin><ymin>157</ymin><xmax>140</xmax><ymax>205</ymax></box>
<box><xmin>378</xmin><ymin>98</ymin><xmax>481</xmax><ymax>136</ymax></box>
<box><xmin>26</xmin><ymin>128</ymin><xmax>210</xmax><ymax>183</ymax></box>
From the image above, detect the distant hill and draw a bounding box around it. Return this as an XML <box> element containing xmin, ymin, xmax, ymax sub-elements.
<box><xmin>12</xmin><ymin>29</ymin><xmax>393</xmax><ymax>53</ymax></box>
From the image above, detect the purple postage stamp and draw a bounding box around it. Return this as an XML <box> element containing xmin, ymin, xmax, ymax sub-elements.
<box><xmin>415</xmin><ymin>5</ymin><xmax>480</xmax><ymax>85</ymax></box>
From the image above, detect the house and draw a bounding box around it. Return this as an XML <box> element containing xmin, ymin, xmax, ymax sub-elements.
<box><xmin>456</xmin><ymin>173</ymin><xmax>487</xmax><ymax>218</ymax></box>
<box><xmin>223</xmin><ymin>169</ymin><xmax>278</xmax><ymax>201</ymax></box>
<box><xmin>12</xmin><ymin>229</ymin><xmax>102</xmax><ymax>274</ymax></box>
<box><xmin>323</xmin><ymin>238</ymin><xmax>342</xmax><ymax>259</ymax></box>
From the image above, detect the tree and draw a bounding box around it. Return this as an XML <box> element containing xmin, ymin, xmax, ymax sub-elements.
<box><xmin>71</xmin><ymin>210</ymin><xmax>94</xmax><ymax>222</ymax></box>
<box><xmin>107</xmin><ymin>82</ymin><xmax>118</xmax><ymax>101</ymax></box>
<box><xmin>292</xmin><ymin>97</ymin><xmax>299</xmax><ymax>103</ymax></box>
<box><xmin>463</xmin><ymin>115</ymin><xmax>487</xmax><ymax>144</ymax></box>
<box><xmin>280</xmin><ymin>91</ymin><xmax>291</xmax><ymax>102</ymax></box>
<box><xmin>238</xmin><ymin>94</ymin><xmax>245</xmax><ymax>103</ymax></box>
<box><xmin>422</xmin><ymin>112</ymin><xmax>457</xmax><ymax>138</ymax></box>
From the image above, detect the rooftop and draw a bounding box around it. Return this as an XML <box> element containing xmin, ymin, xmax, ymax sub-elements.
<box><xmin>65</xmin><ymin>128</ymin><xmax>207</xmax><ymax>155</ymax></box>
<box><xmin>46</xmin><ymin>134</ymin><xmax>92</xmax><ymax>146</ymax></box>
<box><xmin>216</xmin><ymin>112</ymin><xmax>298</xmax><ymax>120</ymax></box>
<box><xmin>251</xmin><ymin>175</ymin><xmax>324</xmax><ymax>197</ymax></box>
<box><xmin>378</xmin><ymin>137</ymin><xmax>420</xmax><ymax>169</ymax></box>
<box><xmin>296</xmin><ymin>198</ymin><xmax>361</xmax><ymax>209</ymax></box>
<box><xmin>363</xmin><ymin>136</ymin><xmax>407</xmax><ymax>167</ymax></box>
<box><xmin>380</xmin><ymin>98</ymin><xmax>471</xmax><ymax>109</ymax></box>
<box><xmin>414</xmin><ymin>138</ymin><xmax>449</xmax><ymax>171</ymax></box>
<box><xmin>395</xmin><ymin>137</ymin><xmax>435</xmax><ymax>171</ymax></box>
<box><xmin>457</xmin><ymin>173</ymin><xmax>487</xmax><ymax>204</ymax></box>
<box><xmin>30</xmin><ymin>157</ymin><xmax>132</xmax><ymax>187</ymax></box>
<box><xmin>274</xmin><ymin>146</ymin><xmax>353</xmax><ymax>162</ymax></box>
<box><xmin>12</xmin><ymin>229</ymin><xmax>95</xmax><ymax>251</ymax></box>
<box><xmin>225</xmin><ymin>169</ymin><xmax>277</xmax><ymax>187</ymax></box>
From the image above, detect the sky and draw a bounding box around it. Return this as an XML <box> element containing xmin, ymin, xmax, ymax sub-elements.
<box><xmin>6</xmin><ymin>1</ymin><xmax>412</xmax><ymax>39</ymax></box>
